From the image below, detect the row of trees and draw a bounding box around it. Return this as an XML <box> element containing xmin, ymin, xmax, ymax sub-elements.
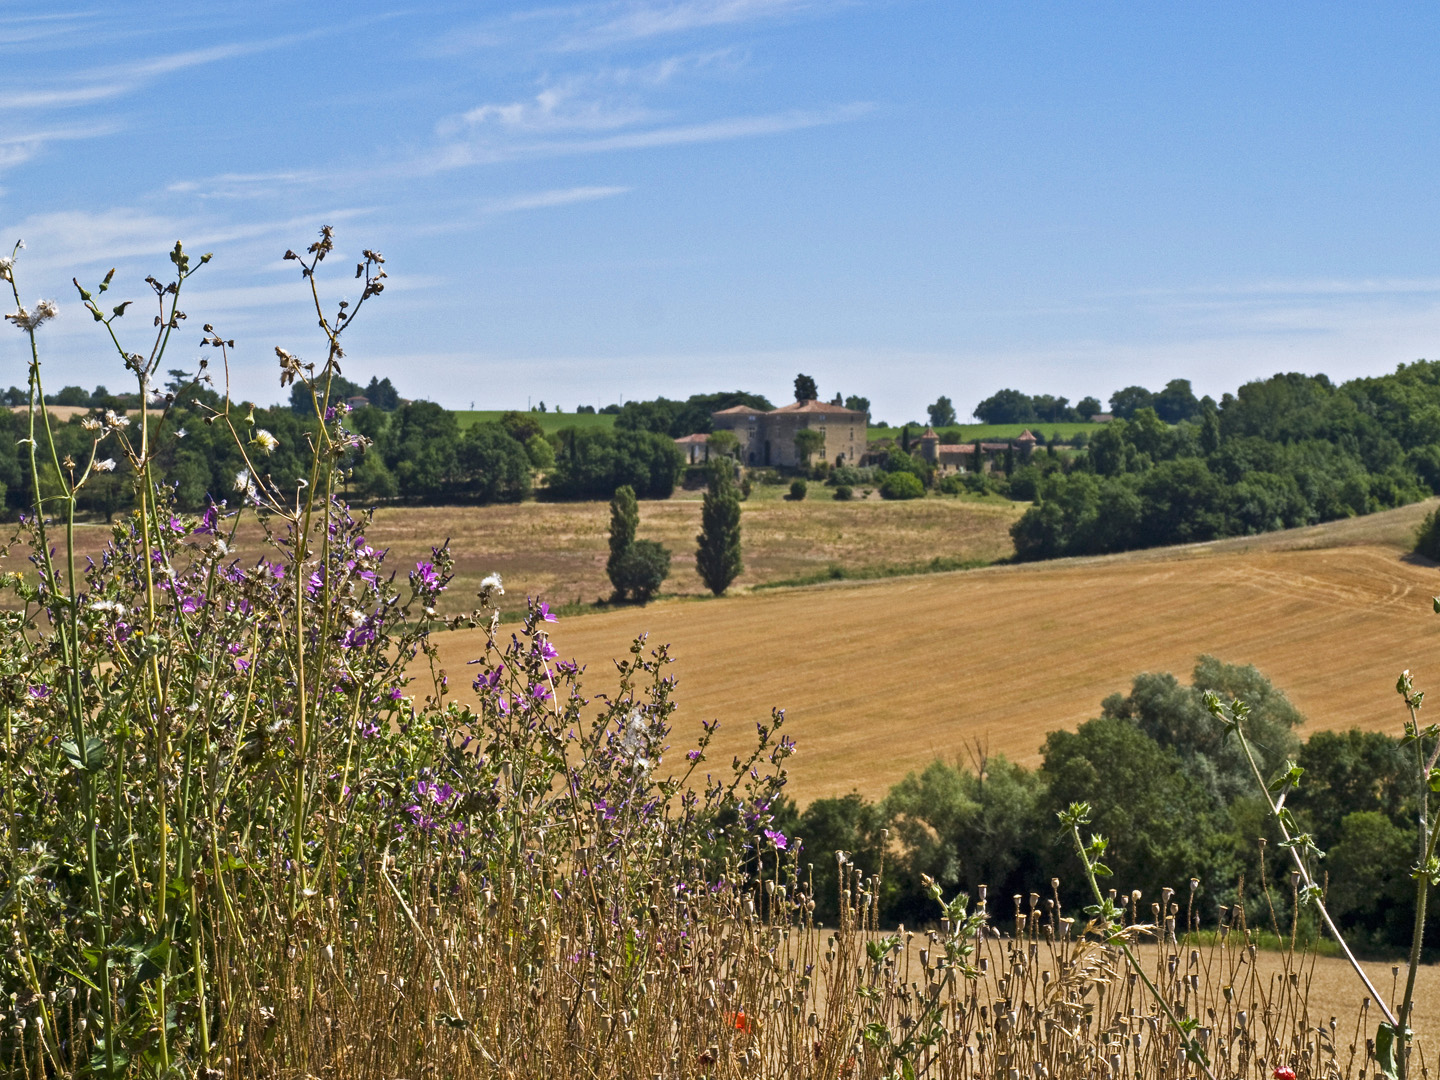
<box><xmin>774</xmin><ymin>655</ymin><xmax>1432</xmax><ymax>953</ymax></box>
<box><xmin>1011</xmin><ymin>364</ymin><xmax>1440</xmax><ymax>559</ymax></box>
<box><xmin>603</xmin><ymin>463</ymin><xmax>746</xmax><ymax>603</ymax></box>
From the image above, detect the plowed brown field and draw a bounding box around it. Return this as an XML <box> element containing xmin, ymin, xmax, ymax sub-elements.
<box><xmin>432</xmin><ymin>499</ymin><xmax>1440</xmax><ymax>802</ymax></box>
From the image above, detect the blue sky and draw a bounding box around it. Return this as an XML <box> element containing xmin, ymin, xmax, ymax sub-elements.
<box><xmin>4</xmin><ymin>2</ymin><xmax>1440</xmax><ymax>422</ymax></box>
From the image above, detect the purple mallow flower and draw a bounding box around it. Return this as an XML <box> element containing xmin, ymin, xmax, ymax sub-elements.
<box><xmin>413</xmin><ymin>561</ymin><xmax>439</xmax><ymax>590</ymax></box>
<box><xmin>537</xmin><ymin>601</ymin><xmax>557</xmax><ymax>623</ymax></box>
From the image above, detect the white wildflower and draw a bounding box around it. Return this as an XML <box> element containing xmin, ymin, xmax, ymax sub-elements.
<box><xmin>176</xmin><ymin>427</ymin><xmax>187</xmax><ymax>438</ymax></box>
<box><xmin>252</xmin><ymin>428</ymin><xmax>278</xmax><ymax>454</ymax></box>
<box><xmin>620</xmin><ymin>710</ymin><xmax>646</xmax><ymax>756</ymax></box>
<box><xmin>234</xmin><ymin>469</ymin><xmax>251</xmax><ymax>493</ymax></box>
<box><xmin>213</xmin><ymin>539</ymin><xmax>229</xmax><ymax>556</ymax></box>
<box><xmin>0</xmin><ymin>256</ymin><xmax>13</xmax><ymax>281</ymax></box>
<box><xmin>93</xmin><ymin>458</ymin><xmax>116</xmax><ymax>473</ymax></box>
<box><xmin>480</xmin><ymin>572</ymin><xmax>504</xmax><ymax>595</ymax></box>
<box><xmin>104</xmin><ymin>410</ymin><xmax>129</xmax><ymax>429</ymax></box>
<box><xmin>6</xmin><ymin>299</ymin><xmax>58</xmax><ymax>332</ymax></box>
<box><xmin>80</xmin><ymin>416</ymin><xmax>101</xmax><ymax>431</ymax></box>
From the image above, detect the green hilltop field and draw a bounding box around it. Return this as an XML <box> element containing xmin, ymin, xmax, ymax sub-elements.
<box><xmin>449</xmin><ymin>409</ymin><xmax>1105</xmax><ymax>445</ymax></box>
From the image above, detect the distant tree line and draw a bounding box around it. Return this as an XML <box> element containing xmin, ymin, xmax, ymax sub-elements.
<box><xmin>771</xmin><ymin>655</ymin><xmax>1435</xmax><ymax>954</ymax></box>
<box><xmin>970</xmin><ymin>379</ymin><xmax>1206</xmax><ymax>425</ymax></box>
<box><xmin>1009</xmin><ymin>364</ymin><xmax>1440</xmax><ymax>559</ymax></box>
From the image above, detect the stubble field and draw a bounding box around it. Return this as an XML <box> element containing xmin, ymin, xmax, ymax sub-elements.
<box><xmin>430</xmin><ymin>498</ymin><xmax>1440</xmax><ymax>802</ymax></box>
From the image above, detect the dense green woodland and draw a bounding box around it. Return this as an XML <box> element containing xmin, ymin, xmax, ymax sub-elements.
<box><xmin>772</xmin><ymin>656</ymin><xmax>1434</xmax><ymax>954</ymax></box>
<box><xmin>1008</xmin><ymin>362</ymin><xmax>1440</xmax><ymax>559</ymax></box>
<box><xmin>0</xmin><ymin>379</ymin><xmax>686</xmax><ymax>515</ymax></box>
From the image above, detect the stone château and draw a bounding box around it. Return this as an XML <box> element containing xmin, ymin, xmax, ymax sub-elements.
<box><xmin>710</xmin><ymin>399</ymin><xmax>868</xmax><ymax>468</ymax></box>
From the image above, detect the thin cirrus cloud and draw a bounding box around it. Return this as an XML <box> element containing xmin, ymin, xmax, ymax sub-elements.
<box><xmin>428</xmin><ymin>102</ymin><xmax>873</xmax><ymax>170</ymax></box>
<box><xmin>562</xmin><ymin>0</ymin><xmax>830</xmax><ymax>48</ymax></box>
<box><xmin>483</xmin><ymin>185</ymin><xmax>632</xmax><ymax>214</ymax></box>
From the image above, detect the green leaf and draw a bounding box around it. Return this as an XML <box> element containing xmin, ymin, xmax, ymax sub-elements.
<box><xmin>60</xmin><ymin>736</ymin><xmax>106</xmax><ymax>773</ymax></box>
<box><xmin>1375</xmin><ymin>1022</ymin><xmax>1403</xmax><ymax>1079</ymax></box>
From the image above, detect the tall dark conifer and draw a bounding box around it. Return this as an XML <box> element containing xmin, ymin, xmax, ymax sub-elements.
<box><xmin>696</xmin><ymin>466</ymin><xmax>743</xmax><ymax>596</ymax></box>
<box><xmin>606</xmin><ymin>485</ymin><xmax>639</xmax><ymax>598</ymax></box>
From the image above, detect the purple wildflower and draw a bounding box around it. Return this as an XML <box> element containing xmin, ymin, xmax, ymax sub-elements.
<box><xmin>764</xmin><ymin>828</ymin><xmax>788</xmax><ymax>850</ymax></box>
<box><xmin>537</xmin><ymin>601</ymin><xmax>557</xmax><ymax>623</ymax></box>
<box><xmin>413</xmin><ymin>561</ymin><xmax>439</xmax><ymax>591</ymax></box>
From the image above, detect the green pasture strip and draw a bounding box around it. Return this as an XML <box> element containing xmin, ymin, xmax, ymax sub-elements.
<box><xmin>868</xmin><ymin>422</ymin><xmax>1105</xmax><ymax>442</ymax></box>
<box><xmin>753</xmin><ymin>554</ymin><xmax>996</xmax><ymax>590</ymax></box>
<box><xmin>453</xmin><ymin>409</ymin><xmax>617</xmax><ymax>434</ymax></box>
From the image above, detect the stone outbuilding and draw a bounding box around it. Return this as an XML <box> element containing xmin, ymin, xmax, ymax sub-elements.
<box><xmin>674</xmin><ymin>432</ymin><xmax>710</xmax><ymax>464</ymax></box>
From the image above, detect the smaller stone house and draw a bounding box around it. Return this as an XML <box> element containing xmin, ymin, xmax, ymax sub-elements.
<box><xmin>918</xmin><ymin>427</ymin><xmax>1037</xmax><ymax>474</ymax></box>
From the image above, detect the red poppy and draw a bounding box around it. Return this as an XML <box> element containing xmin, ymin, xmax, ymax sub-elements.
<box><xmin>1274</xmin><ymin>1068</ymin><xmax>1297</xmax><ymax>1080</ymax></box>
<box><xmin>729</xmin><ymin>1010</ymin><xmax>754</xmax><ymax>1034</ymax></box>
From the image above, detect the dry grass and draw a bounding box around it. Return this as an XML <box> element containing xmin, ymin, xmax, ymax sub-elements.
<box><xmin>429</xmin><ymin>499</ymin><xmax>1440</xmax><ymax>802</ymax></box>
<box><xmin>55</xmin><ymin>490</ymin><xmax>1023</xmax><ymax>618</ymax></box>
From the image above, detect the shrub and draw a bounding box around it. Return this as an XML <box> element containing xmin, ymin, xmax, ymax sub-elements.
<box><xmin>937</xmin><ymin>474</ymin><xmax>963</xmax><ymax>496</ymax></box>
<box><xmin>879</xmin><ymin>471</ymin><xmax>925</xmax><ymax>499</ymax></box>
<box><xmin>828</xmin><ymin>464</ymin><xmax>872</xmax><ymax>487</ymax></box>
<box><xmin>962</xmin><ymin>470</ymin><xmax>996</xmax><ymax>495</ymax></box>
<box><xmin>1416</xmin><ymin>506</ymin><xmax>1440</xmax><ymax>561</ymax></box>
<box><xmin>611</xmin><ymin>538</ymin><xmax>672</xmax><ymax>601</ymax></box>
<box><xmin>834</xmin><ymin>484</ymin><xmax>853</xmax><ymax>500</ymax></box>
<box><xmin>789</xmin><ymin>478</ymin><xmax>808</xmax><ymax>500</ymax></box>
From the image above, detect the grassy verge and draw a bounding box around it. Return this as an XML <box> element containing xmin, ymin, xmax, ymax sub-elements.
<box><xmin>453</xmin><ymin>409</ymin><xmax>617</xmax><ymax>433</ymax></box>
<box><xmin>753</xmin><ymin>554</ymin><xmax>997</xmax><ymax>589</ymax></box>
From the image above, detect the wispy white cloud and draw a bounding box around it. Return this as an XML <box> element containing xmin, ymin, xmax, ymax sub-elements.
<box><xmin>442</xmin><ymin>80</ymin><xmax>658</xmax><ymax>137</ymax></box>
<box><xmin>166</xmin><ymin>171</ymin><xmax>331</xmax><ymax>200</ymax></box>
<box><xmin>430</xmin><ymin>102</ymin><xmax>870</xmax><ymax>170</ymax></box>
<box><xmin>0</xmin><ymin>123</ymin><xmax>122</xmax><ymax>175</ymax></box>
<box><xmin>1120</xmin><ymin>276</ymin><xmax>1440</xmax><ymax>299</ymax></box>
<box><xmin>3</xmin><ymin>32</ymin><xmax>330</xmax><ymax>117</ymax></box>
<box><xmin>0</xmin><ymin>10</ymin><xmax>99</xmax><ymax>48</ymax></box>
<box><xmin>563</xmin><ymin>0</ymin><xmax>830</xmax><ymax>48</ymax></box>
<box><xmin>483</xmin><ymin>185</ymin><xmax>631</xmax><ymax>214</ymax></box>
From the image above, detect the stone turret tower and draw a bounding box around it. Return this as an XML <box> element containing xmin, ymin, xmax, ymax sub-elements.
<box><xmin>919</xmin><ymin>425</ymin><xmax>940</xmax><ymax>463</ymax></box>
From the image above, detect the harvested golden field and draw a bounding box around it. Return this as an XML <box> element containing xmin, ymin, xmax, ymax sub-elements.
<box><xmin>432</xmin><ymin>499</ymin><xmax>1440</xmax><ymax>802</ymax></box>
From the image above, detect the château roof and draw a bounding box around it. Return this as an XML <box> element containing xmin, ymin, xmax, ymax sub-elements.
<box><xmin>1015</xmin><ymin>429</ymin><xmax>1038</xmax><ymax>443</ymax></box>
<box><xmin>712</xmin><ymin>404</ymin><xmax>762</xmax><ymax>416</ymax></box>
<box><xmin>768</xmin><ymin>399</ymin><xmax>866</xmax><ymax>417</ymax></box>
<box><xmin>674</xmin><ymin>432</ymin><xmax>709</xmax><ymax>444</ymax></box>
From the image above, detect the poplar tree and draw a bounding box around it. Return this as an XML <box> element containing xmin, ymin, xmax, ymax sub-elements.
<box><xmin>696</xmin><ymin>465</ymin><xmax>743</xmax><ymax>596</ymax></box>
<box><xmin>606</xmin><ymin>484</ymin><xmax>639</xmax><ymax>598</ymax></box>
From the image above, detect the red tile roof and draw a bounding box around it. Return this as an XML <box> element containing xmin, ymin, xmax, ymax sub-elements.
<box><xmin>768</xmin><ymin>399</ymin><xmax>867</xmax><ymax>417</ymax></box>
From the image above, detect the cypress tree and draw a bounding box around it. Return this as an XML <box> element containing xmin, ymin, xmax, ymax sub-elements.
<box><xmin>696</xmin><ymin>466</ymin><xmax>743</xmax><ymax>596</ymax></box>
<box><xmin>606</xmin><ymin>484</ymin><xmax>639</xmax><ymax>598</ymax></box>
